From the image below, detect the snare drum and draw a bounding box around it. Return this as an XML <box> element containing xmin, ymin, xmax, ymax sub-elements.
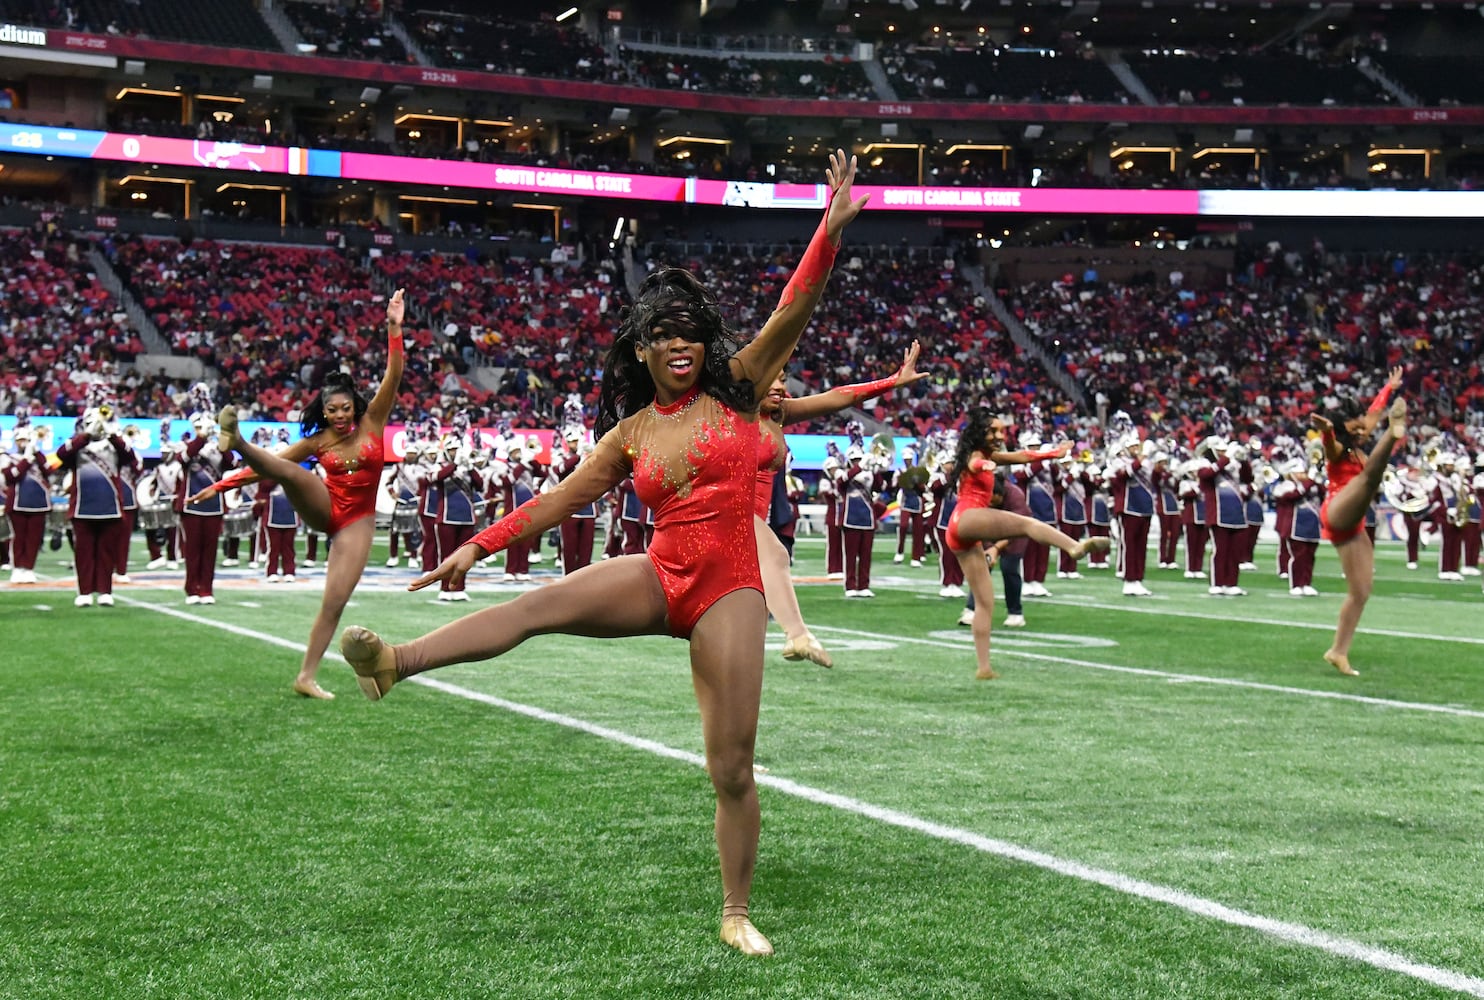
<box><xmin>391</xmin><ymin>502</ymin><xmax>419</xmax><ymax>533</ymax></box>
<box><xmin>223</xmin><ymin>507</ymin><xmax>255</xmax><ymax>539</ymax></box>
<box><xmin>47</xmin><ymin>501</ymin><xmax>69</xmax><ymax>532</ymax></box>
<box><xmin>138</xmin><ymin>502</ymin><xmax>178</xmax><ymax>531</ymax></box>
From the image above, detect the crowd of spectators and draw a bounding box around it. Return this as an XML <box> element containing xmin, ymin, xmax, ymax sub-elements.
<box><xmin>0</xmin><ymin>223</ymin><xmax>146</xmax><ymax>416</ymax></box>
<box><xmin>623</xmin><ymin>52</ymin><xmax>874</xmax><ymax>102</ymax></box>
<box><xmin>1007</xmin><ymin>242</ymin><xmax>1484</xmax><ymax>454</ymax></box>
<box><xmin>6</xmin><ymin>224</ymin><xmax>1483</xmax><ymax>468</ymax></box>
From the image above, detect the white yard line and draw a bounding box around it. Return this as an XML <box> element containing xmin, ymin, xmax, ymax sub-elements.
<box><xmin>811</xmin><ymin>624</ymin><xmax>1484</xmax><ymax>719</ymax></box>
<box><xmin>113</xmin><ymin>593</ymin><xmax>1484</xmax><ymax>996</ymax></box>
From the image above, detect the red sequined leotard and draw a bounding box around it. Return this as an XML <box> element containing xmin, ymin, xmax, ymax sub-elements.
<box><xmin>1319</xmin><ymin>381</ymin><xmax>1395</xmax><ymax>544</ymax></box>
<box><xmin>317</xmin><ymin>430</ymin><xmax>384</xmax><ymax>535</ymax></box>
<box><xmin>469</xmin><ymin>386</ymin><xmax>764</xmax><ymax>638</ymax></box>
<box><xmin>945</xmin><ymin>459</ymin><xmax>996</xmax><ymax>553</ymax></box>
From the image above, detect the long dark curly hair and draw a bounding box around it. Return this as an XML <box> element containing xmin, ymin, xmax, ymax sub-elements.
<box><xmin>1323</xmin><ymin>396</ymin><xmax>1367</xmax><ymax>454</ymax></box>
<box><xmin>300</xmin><ymin>371</ymin><xmax>367</xmax><ymax>437</ymax></box>
<box><xmin>950</xmin><ymin>407</ymin><xmax>995</xmax><ymax>487</ymax></box>
<box><xmin>595</xmin><ymin>268</ymin><xmax>752</xmax><ymax>436</ymax></box>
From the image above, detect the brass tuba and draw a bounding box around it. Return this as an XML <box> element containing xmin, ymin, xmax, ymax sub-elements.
<box><xmin>867</xmin><ymin>432</ymin><xmax>896</xmax><ymax>471</ymax></box>
<box><xmin>1380</xmin><ymin>468</ymin><xmax>1431</xmax><ymax>514</ymax></box>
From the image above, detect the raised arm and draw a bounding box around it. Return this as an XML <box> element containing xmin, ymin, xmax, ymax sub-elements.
<box><xmin>731</xmin><ymin>149</ymin><xmax>870</xmax><ymax>401</ymax></box>
<box><xmin>779</xmin><ymin>340</ymin><xmax>930</xmax><ymax>425</ymax></box>
<box><xmin>408</xmin><ymin>430</ymin><xmax>630</xmax><ymax>593</ymax></box>
<box><xmin>1356</xmin><ymin>365</ymin><xmax>1404</xmax><ymax>435</ymax></box>
<box><xmin>364</xmin><ymin>288</ymin><xmax>406</xmax><ymax>428</ymax></box>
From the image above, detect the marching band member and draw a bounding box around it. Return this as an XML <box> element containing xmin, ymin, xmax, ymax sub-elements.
<box><xmin>1052</xmin><ymin>449</ymin><xmax>1088</xmax><ymax>580</ymax></box>
<box><xmin>1310</xmin><ymin>366</ymin><xmax>1407</xmax><ymax>675</ymax></box>
<box><xmin>177</xmin><ymin>394</ymin><xmax>235</xmax><ymax>607</ymax></box>
<box><xmin>839</xmin><ymin>437</ymin><xmax>882</xmax><ymax>598</ymax></box>
<box><xmin>4</xmin><ymin>416</ymin><xmax>51</xmax><ymax>584</ymax></box>
<box><xmin>1106</xmin><ymin>424</ymin><xmax>1159</xmax><ymax>597</ymax></box>
<box><xmin>434</xmin><ymin>425</ymin><xmax>483</xmax><ymax>598</ymax></box>
<box><xmin>386</xmin><ymin>433</ymin><xmax>424</xmax><ymax>569</ymax></box>
<box><xmin>819</xmin><ymin>445</ymin><xmax>845</xmax><ymax>580</ymax></box>
<box><xmin>55</xmin><ymin>393</ymin><xmax>138</xmax><ymax>608</ymax></box>
<box><xmin>113</xmin><ymin>423</ymin><xmax>145</xmax><ymax>584</ymax></box>
<box><xmin>1155</xmin><ymin>444</ymin><xmax>1182</xmax><ymax>570</ymax></box>
<box><xmin>1461</xmin><ymin>454</ymin><xmax>1482</xmax><ymax>576</ymax></box>
<box><xmin>145</xmin><ymin>424</ymin><xmax>184</xmax><ymax>571</ymax></box>
<box><xmin>1178</xmin><ymin>452</ymin><xmax>1210</xmax><ymax>580</ymax></box>
<box><xmin>551</xmin><ymin>426</ymin><xmax>597</xmax><ymax>575</ymax></box>
<box><xmin>1431</xmin><ymin>453</ymin><xmax>1466</xmax><ymax>582</ymax></box>
<box><xmin>1199</xmin><ymin>409</ymin><xmax>1250</xmax><ymax>596</ymax></box>
<box><xmin>1017</xmin><ymin>451</ymin><xmax>1057</xmax><ymax>598</ymax></box>
<box><xmin>1085</xmin><ymin>464</ymin><xmax>1112</xmax><ymax>569</ymax></box>
<box><xmin>258</xmin><ymin>459</ymin><xmax>301</xmax><ymax>584</ymax></box>
<box><xmin>1238</xmin><ymin>440</ymin><xmax>1265</xmax><ymax>572</ymax></box>
<box><xmin>1272</xmin><ymin>459</ymin><xmax>1322</xmax><ymax>597</ymax></box>
<box><xmin>414</xmin><ymin>418</ymin><xmax>443</xmax><ymax>573</ymax></box>
<box><xmin>893</xmin><ymin>444</ymin><xmax>929</xmax><ymax>568</ymax></box>
<box><xmin>927</xmin><ymin>434</ymin><xmax>964</xmax><ymax>599</ymax></box>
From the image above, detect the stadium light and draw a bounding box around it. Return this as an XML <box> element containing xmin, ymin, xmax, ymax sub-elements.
<box><xmin>556</xmin><ymin>6</ymin><xmax>578</xmax><ymax>21</ymax></box>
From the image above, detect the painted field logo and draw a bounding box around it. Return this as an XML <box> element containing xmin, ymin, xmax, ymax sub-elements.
<box><xmin>0</xmin><ymin>23</ymin><xmax>47</xmax><ymax>45</ymax></box>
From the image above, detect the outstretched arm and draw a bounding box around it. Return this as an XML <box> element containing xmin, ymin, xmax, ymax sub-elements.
<box><xmin>364</xmin><ymin>288</ymin><xmax>406</xmax><ymax>428</ymax></box>
<box><xmin>779</xmin><ymin>340</ymin><xmax>930</xmax><ymax>425</ymax></box>
<box><xmin>990</xmin><ymin>442</ymin><xmax>1073</xmax><ymax>466</ymax></box>
<box><xmin>408</xmin><ymin>431</ymin><xmax>630</xmax><ymax>592</ymax></box>
<box><xmin>731</xmin><ymin>149</ymin><xmax>870</xmax><ymax>401</ymax></box>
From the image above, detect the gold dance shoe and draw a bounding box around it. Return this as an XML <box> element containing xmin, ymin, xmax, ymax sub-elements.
<box><xmin>292</xmin><ymin>679</ymin><xmax>336</xmax><ymax>700</ymax></box>
<box><xmin>781</xmin><ymin>634</ymin><xmax>833</xmax><ymax>668</ymax></box>
<box><xmin>1073</xmin><ymin>536</ymin><xmax>1112</xmax><ymax>561</ymax></box>
<box><xmin>340</xmin><ymin>626</ymin><xmax>399</xmax><ymax>700</ymax></box>
<box><xmin>975</xmin><ymin>665</ymin><xmax>1000</xmax><ymax>681</ymax></box>
<box><xmin>1388</xmin><ymin>397</ymin><xmax>1407</xmax><ymax>439</ymax></box>
<box><xmin>1323</xmin><ymin>650</ymin><xmax>1359</xmax><ymax>677</ymax></box>
<box><xmin>217</xmin><ymin>405</ymin><xmax>239</xmax><ymax>453</ymax></box>
<box><xmin>720</xmin><ymin>916</ymin><xmax>774</xmax><ymax>956</ymax></box>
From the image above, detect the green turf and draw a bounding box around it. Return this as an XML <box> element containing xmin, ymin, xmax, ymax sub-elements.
<box><xmin>3</xmin><ymin>536</ymin><xmax>1482</xmax><ymax>998</ymax></box>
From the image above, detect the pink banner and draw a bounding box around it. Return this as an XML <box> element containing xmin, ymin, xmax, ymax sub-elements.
<box><xmin>340</xmin><ymin>153</ymin><xmax>690</xmax><ymax>202</ymax></box>
<box><xmin>861</xmin><ymin>186</ymin><xmax>1200</xmax><ymax>215</ymax></box>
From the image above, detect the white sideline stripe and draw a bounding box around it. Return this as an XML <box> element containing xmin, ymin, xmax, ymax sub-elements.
<box><xmin>811</xmin><ymin>624</ymin><xmax>1484</xmax><ymax>720</ymax></box>
<box><xmin>1027</xmin><ymin>597</ymin><xmax>1484</xmax><ymax>646</ymax></box>
<box><xmin>118</xmin><ymin>595</ymin><xmax>1484</xmax><ymax>995</ymax></box>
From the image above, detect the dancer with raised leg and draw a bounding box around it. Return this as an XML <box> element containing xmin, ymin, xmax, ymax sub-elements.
<box><xmin>339</xmin><ymin>151</ymin><xmax>868</xmax><ymax>956</ymax></box>
<box><xmin>1310</xmin><ymin>366</ymin><xmax>1407</xmax><ymax>677</ymax></box>
<box><xmin>756</xmin><ymin>340</ymin><xmax>930</xmax><ymax>667</ymax></box>
<box><xmin>945</xmin><ymin>409</ymin><xmax>1109</xmax><ymax>680</ymax></box>
<box><xmin>188</xmin><ymin>288</ymin><xmax>406</xmax><ymax>699</ymax></box>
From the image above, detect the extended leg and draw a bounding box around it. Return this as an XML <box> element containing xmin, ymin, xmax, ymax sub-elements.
<box><xmin>341</xmin><ymin>554</ymin><xmax>670</xmax><ymax>699</ymax></box>
<box><xmin>219</xmin><ymin>406</ymin><xmax>334</xmax><ymax>533</ymax></box>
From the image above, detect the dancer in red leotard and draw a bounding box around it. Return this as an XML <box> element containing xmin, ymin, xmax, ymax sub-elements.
<box><xmin>337</xmin><ymin>151</ymin><xmax>868</xmax><ymax>957</ymax></box>
<box><xmin>1310</xmin><ymin>365</ymin><xmax>1407</xmax><ymax>677</ymax></box>
<box><xmin>945</xmin><ymin>408</ymin><xmax>1109</xmax><ymax>680</ymax></box>
<box><xmin>755</xmin><ymin>340</ymin><xmax>930</xmax><ymax>667</ymax></box>
<box><xmin>189</xmin><ymin>288</ymin><xmax>406</xmax><ymax>699</ymax></box>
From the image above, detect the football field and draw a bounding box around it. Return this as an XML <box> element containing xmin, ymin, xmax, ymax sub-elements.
<box><xmin>4</xmin><ymin>536</ymin><xmax>1483</xmax><ymax>999</ymax></box>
